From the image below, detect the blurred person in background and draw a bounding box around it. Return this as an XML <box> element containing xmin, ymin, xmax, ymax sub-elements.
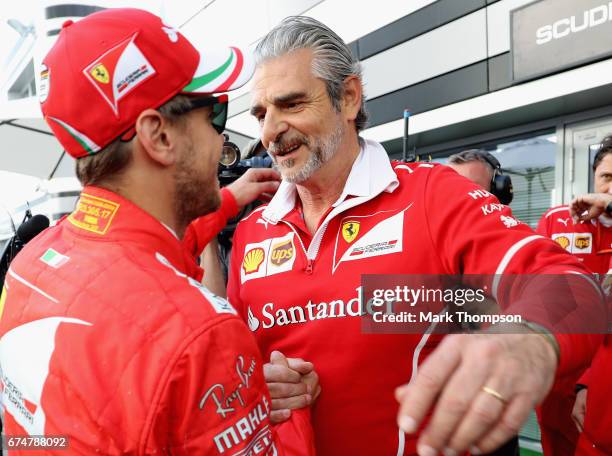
<box><xmin>536</xmin><ymin>137</ymin><xmax>612</xmax><ymax>456</ymax></box>
<box><xmin>448</xmin><ymin>149</ymin><xmax>513</xmax><ymax>206</ymax></box>
<box><xmin>448</xmin><ymin>149</ymin><xmax>519</xmax><ymax>456</ymax></box>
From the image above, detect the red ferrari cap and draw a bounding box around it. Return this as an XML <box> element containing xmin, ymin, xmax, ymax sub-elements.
<box><xmin>40</xmin><ymin>8</ymin><xmax>253</xmax><ymax>158</ymax></box>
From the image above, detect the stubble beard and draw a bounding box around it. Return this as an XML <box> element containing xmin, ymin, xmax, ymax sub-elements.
<box><xmin>273</xmin><ymin>118</ymin><xmax>345</xmax><ymax>184</ymax></box>
<box><xmin>174</xmin><ymin>141</ymin><xmax>221</xmax><ymax>229</ymax></box>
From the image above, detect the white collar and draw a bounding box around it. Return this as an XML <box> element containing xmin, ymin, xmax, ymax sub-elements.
<box><xmin>262</xmin><ymin>138</ymin><xmax>399</xmax><ymax>223</ymax></box>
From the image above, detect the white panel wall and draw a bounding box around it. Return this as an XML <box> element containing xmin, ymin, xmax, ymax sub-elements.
<box><xmin>361</xmin><ymin>9</ymin><xmax>487</xmax><ymax>100</ymax></box>
<box><xmin>486</xmin><ymin>0</ymin><xmax>534</xmax><ymax>57</ymax></box>
<box><xmin>305</xmin><ymin>0</ymin><xmax>437</xmax><ymax>43</ymax></box>
<box><xmin>361</xmin><ymin>57</ymin><xmax>612</xmax><ymax>142</ymax></box>
<box><xmin>268</xmin><ymin>0</ymin><xmax>324</xmax><ymax>32</ymax></box>
<box><xmin>180</xmin><ymin>1</ymin><xmax>269</xmax><ymax>49</ymax></box>
<box><xmin>222</xmin><ymin>0</ymin><xmax>438</xmax><ymax>119</ymax></box>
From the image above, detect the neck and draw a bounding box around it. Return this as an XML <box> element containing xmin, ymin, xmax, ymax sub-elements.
<box><xmin>297</xmin><ymin>135</ymin><xmax>361</xmax><ymax>234</ymax></box>
<box><xmin>100</xmin><ymin>168</ymin><xmax>184</xmax><ymax>238</ymax></box>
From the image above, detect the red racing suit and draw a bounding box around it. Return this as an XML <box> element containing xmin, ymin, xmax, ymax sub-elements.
<box><xmin>183</xmin><ymin>187</ymin><xmax>239</xmax><ymax>260</ymax></box>
<box><xmin>537</xmin><ymin>206</ymin><xmax>612</xmax><ymax>455</ymax></box>
<box><xmin>0</xmin><ymin>186</ymin><xmax>311</xmax><ymax>455</ymax></box>
<box><xmin>227</xmin><ymin>139</ymin><xmax>602</xmax><ymax>456</ymax></box>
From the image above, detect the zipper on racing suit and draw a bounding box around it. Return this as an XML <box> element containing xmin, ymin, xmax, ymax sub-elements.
<box><xmin>279</xmin><ymin>220</ymin><xmax>330</xmax><ymax>275</ymax></box>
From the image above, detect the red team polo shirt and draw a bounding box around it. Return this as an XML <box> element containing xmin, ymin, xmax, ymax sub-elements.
<box><xmin>228</xmin><ymin>139</ymin><xmax>599</xmax><ymax>456</ymax></box>
<box><xmin>537</xmin><ymin>206</ymin><xmax>612</xmax><ymax>456</ymax></box>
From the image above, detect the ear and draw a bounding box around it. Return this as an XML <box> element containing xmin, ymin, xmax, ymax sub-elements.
<box><xmin>341</xmin><ymin>75</ymin><xmax>362</xmax><ymax>122</ymax></box>
<box><xmin>134</xmin><ymin>109</ymin><xmax>181</xmax><ymax>166</ymax></box>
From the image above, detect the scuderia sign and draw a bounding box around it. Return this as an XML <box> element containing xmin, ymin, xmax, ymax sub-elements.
<box><xmin>511</xmin><ymin>0</ymin><xmax>612</xmax><ymax>81</ymax></box>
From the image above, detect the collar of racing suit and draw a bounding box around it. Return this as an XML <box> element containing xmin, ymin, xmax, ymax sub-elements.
<box><xmin>261</xmin><ymin>138</ymin><xmax>400</xmax><ymax>223</ymax></box>
<box><xmin>65</xmin><ymin>185</ymin><xmax>204</xmax><ymax>282</ymax></box>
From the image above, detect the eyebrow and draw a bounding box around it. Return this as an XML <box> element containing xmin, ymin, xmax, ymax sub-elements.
<box><xmin>250</xmin><ymin>91</ymin><xmax>308</xmax><ymax>117</ymax></box>
<box><xmin>274</xmin><ymin>91</ymin><xmax>307</xmax><ymax>105</ymax></box>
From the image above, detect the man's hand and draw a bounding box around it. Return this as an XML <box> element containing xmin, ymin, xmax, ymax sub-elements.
<box><xmin>225</xmin><ymin>168</ymin><xmax>281</xmax><ymax>208</ymax></box>
<box><xmin>572</xmin><ymin>388</ymin><xmax>587</xmax><ymax>433</ymax></box>
<box><xmin>395</xmin><ymin>332</ymin><xmax>557</xmax><ymax>456</ymax></box>
<box><xmin>264</xmin><ymin>350</ymin><xmax>320</xmax><ymax>423</ymax></box>
<box><xmin>569</xmin><ymin>193</ymin><xmax>612</xmax><ymax>223</ymax></box>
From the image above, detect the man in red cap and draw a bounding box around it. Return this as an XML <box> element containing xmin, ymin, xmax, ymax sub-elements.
<box><xmin>0</xmin><ymin>8</ymin><xmax>312</xmax><ymax>455</ymax></box>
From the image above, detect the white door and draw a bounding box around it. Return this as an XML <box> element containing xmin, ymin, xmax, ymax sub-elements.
<box><xmin>564</xmin><ymin>117</ymin><xmax>612</xmax><ymax>200</ymax></box>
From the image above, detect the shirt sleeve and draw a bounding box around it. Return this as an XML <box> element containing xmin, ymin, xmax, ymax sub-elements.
<box><xmin>183</xmin><ymin>188</ymin><xmax>239</xmax><ymax>259</ymax></box>
<box><xmin>423</xmin><ymin>165</ymin><xmax>607</xmax><ymax>376</ymax></box>
<box><xmin>227</xmin><ymin>222</ymin><xmax>247</xmax><ymax>320</ymax></box>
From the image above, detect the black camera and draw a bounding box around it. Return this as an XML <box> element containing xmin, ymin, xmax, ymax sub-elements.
<box><xmin>215</xmin><ymin>136</ymin><xmax>273</xmax><ymax>279</ymax></box>
<box><xmin>218</xmin><ymin>135</ymin><xmax>272</xmax><ymax>186</ymax></box>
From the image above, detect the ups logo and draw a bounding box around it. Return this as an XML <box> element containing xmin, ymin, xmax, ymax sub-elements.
<box><xmin>271</xmin><ymin>240</ymin><xmax>294</xmax><ymax>266</ymax></box>
<box><xmin>575</xmin><ymin>236</ymin><xmax>591</xmax><ymax>250</ymax></box>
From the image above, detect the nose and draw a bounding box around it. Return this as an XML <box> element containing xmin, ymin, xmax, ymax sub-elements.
<box><xmin>260</xmin><ymin>110</ymin><xmax>289</xmax><ymax>150</ymax></box>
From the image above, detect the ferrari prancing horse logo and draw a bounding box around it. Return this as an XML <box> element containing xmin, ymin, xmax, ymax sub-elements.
<box><xmin>342</xmin><ymin>221</ymin><xmax>360</xmax><ymax>243</ymax></box>
<box><xmin>91</xmin><ymin>64</ymin><xmax>109</xmax><ymax>84</ymax></box>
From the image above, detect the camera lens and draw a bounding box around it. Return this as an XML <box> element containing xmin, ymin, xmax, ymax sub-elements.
<box><xmin>220</xmin><ymin>142</ymin><xmax>240</xmax><ymax>168</ymax></box>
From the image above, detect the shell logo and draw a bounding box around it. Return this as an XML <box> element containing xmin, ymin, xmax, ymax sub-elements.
<box><xmin>555</xmin><ymin>236</ymin><xmax>570</xmax><ymax>250</ymax></box>
<box><xmin>243</xmin><ymin>247</ymin><xmax>265</xmax><ymax>274</ymax></box>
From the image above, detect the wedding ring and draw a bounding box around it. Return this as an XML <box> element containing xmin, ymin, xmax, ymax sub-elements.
<box><xmin>481</xmin><ymin>386</ymin><xmax>508</xmax><ymax>404</ymax></box>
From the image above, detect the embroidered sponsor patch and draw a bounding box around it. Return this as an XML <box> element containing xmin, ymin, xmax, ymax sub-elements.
<box><xmin>243</xmin><ymin>248</ymin><xmax>265</xmax><ymax>274</ymax></box>
<box><xmin>575</xmin><ymin>235</ymin><xmax>591</xmax><ymax>250</ymax></box>
<box><xmin>333</xmin><ymin>206</ymin><xmax>409</xmax><ymax>273</ymax></box>
<box><xmin>552</xmin><ymin>232</ymin><xmax>593</xmax><ymax>254</ymax></box>
<box><xmin>68</xmin><ymin>193</ymin><xmax>119</xmax><ymax>235</ymax></box>
<box><xmin>39</xmin><ymin>248</ymin><xmax>70</xmax><ymax>268</ymax></box>
<box><xmin>555</xmin><ymin>235</ymin><xmax>570</xmax><ymax>250</ymax></box>
<box><xmin>341</xmin><ymin>221</ymin><xmax>360</xmax><ymax>243</ymax></box>
<box><xmin>241</xmin><ymin>233</ymin><xmax>296</xmax><ymax>284</ymax></box>
<box><xmin>500</xmin><ymin>215</ymin><xmax>519</xmax><ymax>228</ymax></box>
<box><xmin>39</xmin><ymin>64</ymin><xmax>50</xmax><ymax>103</ymax></box>
<box><xmin>270</xmin><ymin>239</ymin><xmax>294</xmax><ymax>266</ymax></box>
<box><xmin>349</xmin><ymin>240</ymin><xmax>398</xmax><ymax>256</ymax></box>
<box><xmin>83</xmin><ymin>33</ymin><xmax>155</xmax><ymax>116</ymax></box>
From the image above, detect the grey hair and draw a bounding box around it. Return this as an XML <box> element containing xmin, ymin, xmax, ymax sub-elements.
<box><xmin>448</xmin><ymin>149</ymin><xmax>495</xmax><ymax>172</ymax></box>
<box><xmin>255</xmin><ymin>16</ymin><xmax>368</xmax><ymax>132</ymax></box>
